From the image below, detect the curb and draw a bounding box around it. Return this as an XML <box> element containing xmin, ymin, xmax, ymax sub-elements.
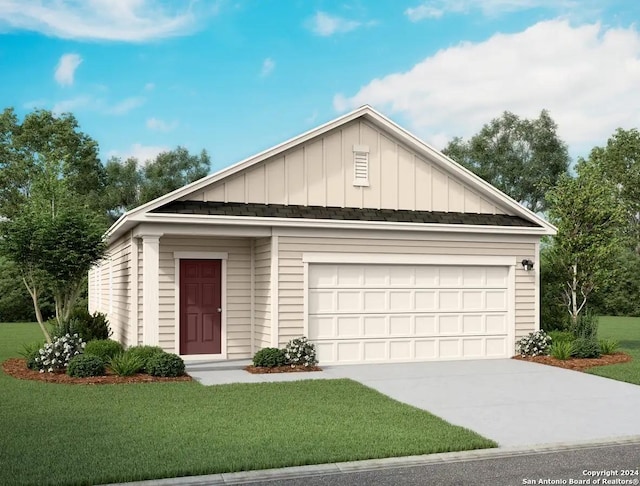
<box><xmin>103</xmin><ymin>435</ymin><xmax>640</xmax><ymax>486</ymax></box>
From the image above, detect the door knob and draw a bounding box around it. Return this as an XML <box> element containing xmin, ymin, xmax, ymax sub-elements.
<box><xmin>217</xmin><ymin>308</ymin><xmax>222</xmax><ymax>313</ymax></box>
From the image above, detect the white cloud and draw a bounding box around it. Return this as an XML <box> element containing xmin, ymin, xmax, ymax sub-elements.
<box><xmin>308</xmin><ymin>11</ymin><xmax>361</xmax><ymax>36</ymax></box>
<box><xmin>107</xmin><ymin>96</ymin><xmax>145</xmax><ymax>115</ymax></box>
<box><xmin>334</xmin><ymin>20</ymin><xmax>640</xmax><ymax>157</ymax></box>
<box><xmin>144</xmin><ymin>82</ymin><xmax>155</xmax><ymax>91</ymax></box>
<box><xmin>146</xmin><ymin>117</ymin><xmax>177</xmax><ymax>132</ymax></box>
<box><xmin>260</xmin><ymin>57</ymin><xmax>275</xmax><ymax>77</ymax></box>
<box><xmin>52</xmin><ymin>95</ymin><xmax>95</xmax><ymax>114</ymax></box>
<box><xmin>0</xmin><ymin>0</ymin><xmax>204</xmax><ymax>42</ymax></box>
<box><xmin>404</xmin><ymin>0</ymin><xmax>580</xmax><ymax>21</ymax></box>
<box><xmin>108</xmin><ymin>143</ymin><xmax>168</xmax><ymax>165</ymax></box>
<box><xmin>54</xmin><ymin>53</ymin><xmax>82</xmax><ymax>86</ymax></box>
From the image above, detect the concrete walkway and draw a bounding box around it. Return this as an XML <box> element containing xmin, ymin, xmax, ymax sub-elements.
<box><xmin>187</xmin><ymin>359</ymin><xmax>640</xmax><ymax>447</ymax></box>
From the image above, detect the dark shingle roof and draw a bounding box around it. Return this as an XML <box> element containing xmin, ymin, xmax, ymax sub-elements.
<box><xmin>152</xmin><ymin>201</ymin><xmax>539</xmax><ymax>227</ymax></box>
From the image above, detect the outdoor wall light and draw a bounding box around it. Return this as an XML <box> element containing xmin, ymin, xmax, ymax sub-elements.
<box><xmin>521</xmin><ymin>259</ymin><xmax>534</xmax><ymax>271</ymax></box>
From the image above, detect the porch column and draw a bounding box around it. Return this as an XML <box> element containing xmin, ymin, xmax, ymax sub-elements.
<box><xmin>141</xmin><ymin>234</ymin><xmax>161</xmax><ymax>346</ymax></box>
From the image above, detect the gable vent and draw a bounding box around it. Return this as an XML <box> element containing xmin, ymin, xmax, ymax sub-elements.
<box><xmin>352</xmin><ymin>144</ymin><xmax>370</xmax><ymax>187</ymax></box>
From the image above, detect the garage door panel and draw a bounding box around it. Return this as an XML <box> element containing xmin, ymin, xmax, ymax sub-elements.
<box><xmin>363</xmin><ymin>291</ymin><xmax>386</xmax><ymax>311</ymax></box>
<box><xmin>439</xmin><ymin>315</ymin><xmax>461</xmax><ymax>334</ymax></box>
<box><xmin>337</xmin><ymin>291</ymin><xmax>361</xmax><ymax>311</ymax></box>
<box><xmin>462</xmin><ymin>315</ymin><xmax>483</xmax><ymax>333</ymax></box>
<box><xmin>486</xmin><ymin>315</ymin><xmax>507</xmax><ymax>333</ymax></box>
<box><xmin>364</xmin><ymin>316</ymin><xmax>386</xmax><ymax>336</ymax></box>
<box><xmin>308</xmin><ymin>263</ymin><xmax>511</xmax><ymax>364</ymax></box>
<box><xmin>439</xmin><ymin>291</ymin><xmax>461</xmax><ymax>310</ymax></box>
<box><xmin>337</xmin><ymin>266</ymin><xmax>362</xmax><ymax>286</ymax></box>
<box><xmin>309</xmin><ymin>290</ymin><xmax>335</xmax><ymax>313</ymax></box>
<box><xmin>389</xmin><ymin>315</ymin><xmax>411</xmax><ymax>335</ymax></box>
<box><xmin>337</xmin><ymin>316</ymin><xmax>360</xmax><ymax>337</ymax></box>
<box><xmin>486</xmin><ymin>290</ymin><xmax>507</xmax><ymax>310</ymax></box>
<box><xmin>462</xmin><ymin>290</ymin><xmax>483</xmax><ymax>310</ymax></box>
<box><xmin>389</xmin><ymin>291</ymin><xmax>412</xmax><ymax>311</ymax></box>
<box><xmin>309</xmin><ymin>265</ymin><xmax>337</xmax><ymax>287</ymax></box>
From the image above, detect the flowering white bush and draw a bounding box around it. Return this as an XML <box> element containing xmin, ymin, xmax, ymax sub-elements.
<box><xmin>34</xmin><ymin>334</ymin><xmax>86</xmax><ymax>373</ymax></box>
<box><xmin>285</xmin><ymin>336</ymin><xmax>318</xmax><ymax>367</ymax></box>
<box><xmin>515</xmin><ymin>330</ymin><xmax>551</xmax><ymax>357</ymax></box>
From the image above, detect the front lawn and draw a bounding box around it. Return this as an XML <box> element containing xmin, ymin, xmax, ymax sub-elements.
<box><xmin>0</xmin><ymin>323</ymin><xmax>496</xmax><ymax>486</ymax></box>
<box><xmin>587</xmin><ymin>316</ymin><xmax>640</xmax><ymax>385</ymax></box>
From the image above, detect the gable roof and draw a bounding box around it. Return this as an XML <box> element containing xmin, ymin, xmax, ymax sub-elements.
<box><xmin>106</xmin><ymin>105</ymin><xmax>556</xmax><ymax>241</ymax></box>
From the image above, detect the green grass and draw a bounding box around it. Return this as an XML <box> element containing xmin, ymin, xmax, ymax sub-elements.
<box><xmin>587</xmin><ymin>316</ymin><xmax>640</xmax><ymax>385</ymax></box>
<box><xmin>0</xmin><ymin>323</ymin><xmax>496</xmax><ymax>486</ymax></box>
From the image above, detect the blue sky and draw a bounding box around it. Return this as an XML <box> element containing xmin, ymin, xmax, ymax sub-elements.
<box><xmin>1</xmin><ymin>1</ymin><xmax>639</xmax><ymax>173</ymax></box>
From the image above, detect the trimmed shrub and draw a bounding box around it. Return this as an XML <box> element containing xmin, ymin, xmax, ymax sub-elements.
<box><xmin>571</xmin><ymin>311</ymin><xmax>599</xmax><ymax>339</ymax></box>
<box><xmin>34</xmin><ymin>334</ymin><xmax>85</xmax><ymax>373</ymax></box>
<box><xmin>548</xmin><ymin>330</ymin><xmax>575</xmax><ymax>345</ymax></box>
<box><xmin>84</xmin><ymin>339</ymin><xmax>124</xmax><ymax>362</ymax></box>
<box><xmin>146</xmin><ymin>353</ymin><xmax>185</xmax><ymax>377</ymax></box>
<box><xmin>126</xmin><ymin>345</ymin><xmax>165</xmax><ymax>372</ymax></box>
<box><xmin>109</xmin><ymin>352</ymin><xmax>145</xmax><ymax>377</ymax></box>
<box><xmin>571</xmin><ymin>337</ymin><xmax>601</xmax><ymax>359</ymax></box>
<box><xmin>515</xmin><ymin>330</ymin><xmax>552</xmax><ymax>357</ymax></box>
<box><xmin>19</xmin><ymin>341</ymin><xmax>44</xmax><ymax>370</ymax></box>
<box><xmin>253</xmin><ymin>347</ymin><xmax>287</xmax><ymax>368</ymax></box>
<box><xmin>67</xmin><ymin>354</ymin><xmax>106</xmax><ymax>378</ymax></box>
<box><xmin>599</xmin><ymin>339</ymin><xmax>619</xmax><ymax>355</ymax></box>
<box><xmin>549</xmin><ymin>341</ymin><xmax>573</xmax><ymax>360</ymax></box>
<box><xmin>52</xmin><ymin>310</ymin><xmax>111</xmax><ymax>342</ymax></box>
<box><xmin>285</xmin><ymin>336</ymin><xmax>318</xmax><ymax>367</ymax></box>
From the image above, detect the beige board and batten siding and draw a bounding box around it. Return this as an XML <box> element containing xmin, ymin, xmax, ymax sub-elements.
<box><xmin>253</xmin><ymin>237</ymin><xmax>272</xmax><ymax>351</ymax></box>
<box><xmin>276</xmin><ymin>233</ymin><xmax>537</xmax><ymax>350</ymax></box>
<box><xmin>158</xmin><ymin>236</ymin><xmax>252</xmax><ymax>358</ymax></box>
<box><xmin>181</xmin><ymin>120</ymin><xmax>510</xmax><ymax>215</ymax></box>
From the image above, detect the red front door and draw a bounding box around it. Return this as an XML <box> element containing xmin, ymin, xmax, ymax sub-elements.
<box><xmin>180</xmin><ymin>259</ymin><xmax>222</xmax><ymax>355</ymax></box>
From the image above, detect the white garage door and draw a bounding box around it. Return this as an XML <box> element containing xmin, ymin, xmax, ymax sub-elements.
<box><xmin>308</xmin><ymin>264</ymin><xmax>511</xmax><ymax>364</ymax></box>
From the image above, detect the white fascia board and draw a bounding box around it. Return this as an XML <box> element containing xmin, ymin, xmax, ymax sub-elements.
<box><xmin>139</xmin><ymin>212</ymin><xmax>553</xmax><ymax>236</ymax></box>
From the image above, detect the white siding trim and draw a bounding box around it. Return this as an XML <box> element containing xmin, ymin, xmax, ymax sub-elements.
<box><xmin>130</xmin><ymin>235</ymin><xmax>139</xmax><ymax>347</ymax></box>
<box><xmin>302</xmin><ymin>253</ymin><xmax>516</xmax><ymax>267</ymax></box>
<box><xmin>508</xmin><ymin>263</ymin><xmax>516</xmax><ymax>356</ymax></box>
<box><xmin>173</xmin><ymin>252</ymin><xmax>228</xmax><ymax>359</ymax></box>
<box><xmin>250</xmin><ymin>240</ymin><xmax>256</xmax><ymax>355</ymax></box>
<box><xmin>534</xmin><ymin>240</ymin><xmax>541</xmax><ymax>332</ymax></box>
<box><xmin>270</xmin><ymin>235</ymin><xmax>279</xmax><ymax>347</ymax></box>
<box><xmin>303</xmin><ymin>261</ymin><xmax>309</xmax><ymax>339</ymax></box>
<box><xmin>141</xmin><ymin>235</ymin><xmax>161</xmax><ymax>345</ymax></box>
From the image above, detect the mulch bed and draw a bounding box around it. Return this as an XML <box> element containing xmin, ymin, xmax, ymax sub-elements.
<box><xmin>2</xmin><ymin>358</ymin><xmax>192</xmax><ymax>385</ymax></box>
<box><xmin>244</xmin><ymin>365</ymin><xmax>323</xmax><ymax>374</ymax></box>
<box><xmin>514</xmin><ymin>352</ymin><xmax>632</xmax><ymax>372</ymax></box>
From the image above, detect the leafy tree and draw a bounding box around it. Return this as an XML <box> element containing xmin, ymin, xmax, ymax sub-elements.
<box><xmin>0</xmin><ymin>108</ymin><xmax>105</xmax><ymax>219</ymax></box>
<box><xmin>104</xmin><ymin>146</ymin><xmax>210</xmax><ymax>220</ymax></box>
<box><xmin>443</xmin><ymin>110</ymin><xmax>570</xmax><ymax>213</ymax></box>
<box><xmin>586</xmin><ymin>128</ymin><xmax>640</xmax><ymax>250</ymax></box>
<box><xmin>140</xmin><ymin>147</ymin><xmax>210</xmax><ymax>203</ymax></box>
<box><xmin>103</xmin><ymin>156</ymin><xmax>142</xmax><ymax>220</ymax></box>
<box><xmin>0</xmin><ymin>108</ymin><xmax>107</xmax><ymax>339</ymax></box>
<box><xmin>547</xmin><ymin>162</ymin><xmax>628</xmax><ymax>326</ymax></box>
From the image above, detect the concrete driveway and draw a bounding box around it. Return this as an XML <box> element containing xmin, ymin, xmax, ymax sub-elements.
<box><xmin>321</xmin><ymin>359</ymin><xmax>640</xmax><ymax>447</ymax></box>
<box><xmin>188</xmin><ymin>359</ymin><xmax>640</xmax><ymax>447</ymax></box>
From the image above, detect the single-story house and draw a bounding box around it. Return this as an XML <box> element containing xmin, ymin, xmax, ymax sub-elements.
<box><xmin>88</xmin><ymin>105</ymin><xmax>556</xmax><ymax>364</ymax></box>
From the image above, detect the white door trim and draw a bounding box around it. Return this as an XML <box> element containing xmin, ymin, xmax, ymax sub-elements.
<box><xmin>173</xmin><ymin>252</ymin><xmax>228</xmax><ymax>360</ymax></box>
